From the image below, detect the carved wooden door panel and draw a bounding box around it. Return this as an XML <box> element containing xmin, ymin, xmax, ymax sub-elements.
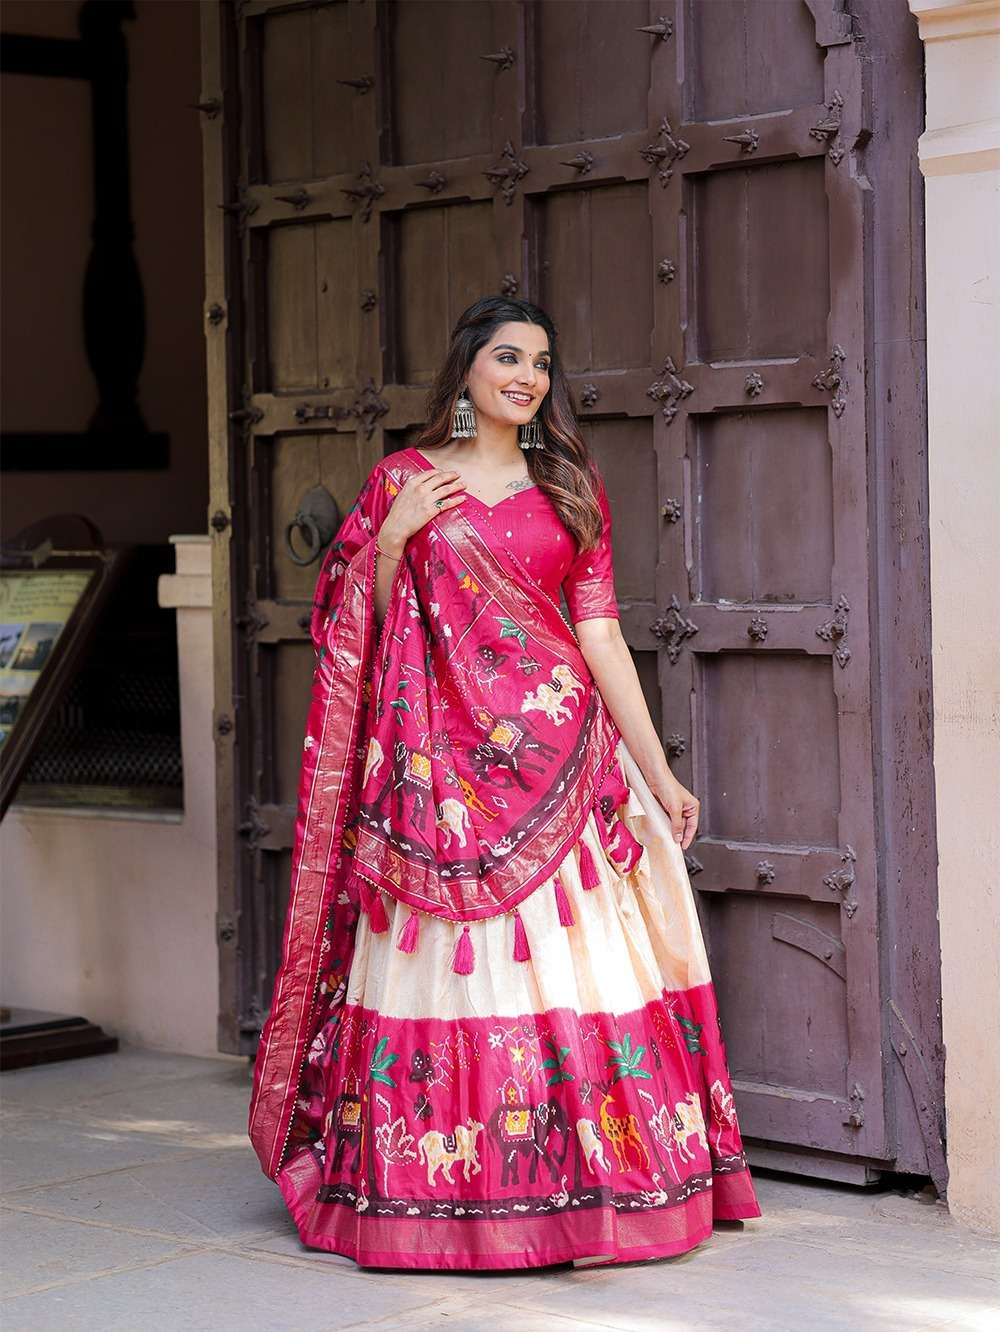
<box><xmin>207</xmin><ymin>0</ymin><xmax>527</xmax><ymax>1055</ymax></box>
<box><xmin>202</xmin><ymin>0</ymin><xmax>938</xmax><ymax>1184</ymax></box>
<box><xmin>654</xmin><ymin>0</ymin><xmax>889</xmax><ymax>1168</ymax></box>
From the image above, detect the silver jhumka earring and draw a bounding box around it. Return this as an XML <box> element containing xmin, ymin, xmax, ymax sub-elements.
<box><xmin>451</xmin><ymin>390</ymin><xmax>477</xmax><ymax>439</ymax></box>
<box><xmin>518</xmin><ymin>417</ymin><xmax>544</xmax><ymax>450</ymax></box>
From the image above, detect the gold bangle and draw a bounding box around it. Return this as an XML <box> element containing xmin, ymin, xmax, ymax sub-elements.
<box><xmin>375</xmin><ymin>541</ymin><xmax>401</xmax><ymax>562</ymax></box>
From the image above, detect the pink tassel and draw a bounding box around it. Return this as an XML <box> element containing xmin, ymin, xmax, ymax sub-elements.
<box><xmin>512</xmin><ymin>910</ymin><xmax>531</xmax><ymax>962</ymax></box>
<box><xmin>357</xmin><ymin>877</ymin><xmax>375</xmax><ymax>913</ymax></box>
<box><xmin>367</xmin><ymin>889</ymin><xmax>389</xmax><ymax>934</ymax></box>
<box><xmin>579</xmin><ymin>841</ymin><xmax>601</xmax><ymax>890</ymax></box>
<box><xmin>397</xmin><ymin>910</ymin><xmax>419</xmax><ymax>954</ymax></box>
<box><xmin>453</xmin><ymin>924</ymin><xmax>475</xmax><ymax>975</ymax></box>
<box><xmin>553</xmin><ymin>874</ymin><xmax>575</xmax><ymax>927</ymax></box>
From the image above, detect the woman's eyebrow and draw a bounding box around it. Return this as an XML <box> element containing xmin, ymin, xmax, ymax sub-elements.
<box><xmin>492</xmin><ymin>343</ymin><xmax>551</xmax><ymax>357</ymax></box>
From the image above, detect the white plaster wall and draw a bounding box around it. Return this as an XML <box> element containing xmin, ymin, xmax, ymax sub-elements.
<box><xmin>909</xmin><ymin>0</ymin><xmax>1000</xmax><ymax>1236</ymax></box>
<box><xmin>0</xmin><ymin>537</ymin><xmax>220</xmax><ymax>1058</ymax></box>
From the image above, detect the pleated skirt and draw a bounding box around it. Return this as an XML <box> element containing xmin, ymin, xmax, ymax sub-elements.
<box><xmin>276</xmin><ymin>740</ymin><xmax>762</xmax><ymax>1270</ymax></box>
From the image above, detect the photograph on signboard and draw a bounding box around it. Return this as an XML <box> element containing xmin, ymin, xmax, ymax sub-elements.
<box><xmin>0</xmin><ymin>570</ymin><xmax>94</xmax><ymax>754</ymax></box>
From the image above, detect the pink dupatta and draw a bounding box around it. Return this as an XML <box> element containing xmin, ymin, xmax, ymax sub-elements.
<box><xmin>248</xmin><ymin>451</ymin><xmax>635</xmax><ymax>1178</ymax></box>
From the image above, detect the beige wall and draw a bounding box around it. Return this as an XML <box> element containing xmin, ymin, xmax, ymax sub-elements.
<box><xmin>0</xmin><ymin>0</ymin><xmax>208</xmax><ymax>544</ymax></box>
<box><xmin>0</xmin><ymin>538</ymin><xmax>220</xmax><ymax>1057</ymax></box>
<box><xmin>908</xmin><ymin>0</ymin><xmax>1000</xmax><ymax>1236</ymax></box>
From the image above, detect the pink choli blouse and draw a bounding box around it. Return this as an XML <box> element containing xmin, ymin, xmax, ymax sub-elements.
<box><xmin>404</xmin><ymin>447</ymin><xmax>619</xmax><ymax>623</ymax></box>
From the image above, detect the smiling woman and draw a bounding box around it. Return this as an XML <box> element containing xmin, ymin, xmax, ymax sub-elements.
<box><xmin>248</xmin><ymin>296</ymin><xmax>761</xmax><ymax>1271</ymax></box>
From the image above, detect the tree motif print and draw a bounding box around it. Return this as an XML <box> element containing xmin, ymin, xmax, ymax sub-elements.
<box><xmin>388</xmin><ymin>676</ymin><xmax>411</xmax><ymax>725</ymax></box>
<box><xmin>709</xmin><ymin>1077</ymin><xmax>738</xmax><ymax>1154</ymax></box>
<box><xmin>484</xmin><ymin>1024</ymin><xmax>540</xmax><ymax>1083</ymax></box>
<box><xmin>637</xmin><ymin>1087</ymin><xmax>681</xmax><ymax>1184</ymax></box>
<box><xmin>606</xmin><ymin>1031</ymin><xmax>653</xmax><ymax>1083</ymax></box>
<box><xmin>426</xmin><ymin>1029</ymin><xmax>481</xmax><ymax>1091</ymax></box>
<box><xmin>675</xmin><ymin>1013</ymin><xmax>707</xmax><ymax>1056</ymax></box>
<box><xmin>369</xmin><ymin>1035</ymin><xmax>400</xmax><ymax>1088</ymax></box>
<box><xmin>373</xmin><ymin>1092</ymin><xmax>417</xmax><ymax>1193</ymax></box>
<box><xmin>496</xmin><ymin>616</ymin><xmax>528</xmax><ymax>650</ymax></box>
<box><xmin>653</xmin><ymin>1004</ymin><xmax>678</xmax><ymax>1053</ymax></box>
<box><xmin>542</xmin><ymin>1037</ymin><xmax>575</xmax><ymax>1087</ymax></box>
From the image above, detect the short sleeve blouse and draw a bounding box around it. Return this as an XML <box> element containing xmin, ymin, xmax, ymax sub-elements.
<box><xmin>561</xmin><ymin>474</ymin><xmax>619</xmax><ymax>623</ymax></box>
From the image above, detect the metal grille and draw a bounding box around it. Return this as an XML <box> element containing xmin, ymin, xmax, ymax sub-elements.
<box><xmin>22</xmin><ymin>671</ymin><xmax>182</xmax><ymax>788</ymax></box>
<box><xmin>17</xmin><ymin>548</ymin><xmax>183</xmax><ymax>801</ymax></box>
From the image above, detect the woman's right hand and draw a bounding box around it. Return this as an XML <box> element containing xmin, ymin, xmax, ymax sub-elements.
<box><xmin>376</xmin><ymin>468</ymin><xmax>466</xmax><ymax>557</ymax></box>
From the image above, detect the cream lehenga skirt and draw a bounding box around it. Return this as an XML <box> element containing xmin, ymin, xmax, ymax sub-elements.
<box><xmin>276</xmin><ymin>739</ymin><xmax>762</xmax><ymax>1269</ymax></box>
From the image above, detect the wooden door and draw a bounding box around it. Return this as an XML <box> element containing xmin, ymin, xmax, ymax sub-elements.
<box><xmin>201</xmin><ymin>0</ymin><xmax>941</xmax><ymax>1186</ymax></box>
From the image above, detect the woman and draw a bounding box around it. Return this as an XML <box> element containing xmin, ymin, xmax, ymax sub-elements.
<box><xmin>249</xmin><ymin>296</ymin><xmax>761</xmax><ymax>1270</ymax></box>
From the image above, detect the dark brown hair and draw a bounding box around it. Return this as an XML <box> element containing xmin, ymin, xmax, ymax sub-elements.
<box><xmin>412</xmin><ymin>296</ymin><xmax>604</xmax><ymax>549</ymax></box>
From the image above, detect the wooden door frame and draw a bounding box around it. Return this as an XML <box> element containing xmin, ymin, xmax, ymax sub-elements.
<box><xmin>200</xmin><ymin>0</ymin><xmax>247</xmax><ymax>1053</ymax></box>
<box><xmin>848</xmin><ymin>0</ymin><xmax>944</xmax><ymax>1191</ymax></box>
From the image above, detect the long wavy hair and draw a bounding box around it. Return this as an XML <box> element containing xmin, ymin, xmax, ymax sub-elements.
<box><xmin>412</xmin><ymin>296</ymin><xmax>604</xmax><ymax>550</ymax></box>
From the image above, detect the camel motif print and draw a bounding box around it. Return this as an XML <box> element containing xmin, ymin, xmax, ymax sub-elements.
<box><xmin>417</xmin><ymin>1120</ymin><xmax>484</xmax><ymax>1187</ymax></box>
<box><xmin>576</xmin><ymin>1118</ymin><xmax>611</xmax><ymax>1175</ymax></box>
<box><xmin>434</xmin><ymin>795</ymin><xmax>473</xmax><ymax>849</ymax></box>
<box><xmin>521</xmin><ymin>663</ymin><xmax>587</xmax><ymax>727</ymax></box>
<box><xmin>295</xmin><ymin>991</ymin><xmax>754</xmax><ymax>1245</ymax></box>
<box><xmin>671</xmin><ymin>1092</ymin><xmax>709</xmax><ymax>1163</ymax></box>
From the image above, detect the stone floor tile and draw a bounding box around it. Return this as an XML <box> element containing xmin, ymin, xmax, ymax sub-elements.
<box><xmin>238</xmin><ymin>1224</ymin><xmax>568</xmax><ymax>1301</ymax></box>
<box><xmin>0</xmin><ymin>1247</ymin><xmax>439</xmax><ymax>1332</ymax></box>
<box><xmin>2</xmin><ymin>1049</ymin><xmax>998</xmax><ymax>1332</ymax></box>
<box><xmin>0</xmin><ymin>1106</ymin><xmax>199</xmax><ymax>1195</ymax></box>
<box><xmin>747</xmin><ymin>1176</ymin><xmax>999</xmax><ymax>1281</ymax></box>
<box><xmin>0</xmin><ymin>1046</ymin><xmax>240</xmax><ymax>1113</ymax></box>
<box><xmin>46</xmin><ymin>1062</ymin><xmax>252</xmax><ymax>1143</ymax></box>
<box><xmin>520</xmin><ymin>1231</ymin><xmax>999</xmax><ymax>1332</ymax></box>
<box><xmin>0</xmin><ymin>1206</ymin><xmax>192</xmax><ymax>1299</ymax></box>
<box><xmin>3</xmin><ymin>1147</ymin><xmax>288</xmax><ymax>1243</ymax></box>
<box><xmin>238</xmin><ymin>1224</ymin><xmax>367</xmax><ymax>1270</ymax></box>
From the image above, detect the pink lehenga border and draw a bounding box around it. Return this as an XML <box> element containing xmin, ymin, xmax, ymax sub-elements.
<box><xmin>277</xmin><ymin>1146</ymin><xmax>760</xmax><ymax>1270</ymax></box>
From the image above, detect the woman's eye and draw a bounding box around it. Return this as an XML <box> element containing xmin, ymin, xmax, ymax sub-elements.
<box><xmin>496</xmin><ymin>353</ymin><xmax>549</xmax><ymax>371</ymax></box>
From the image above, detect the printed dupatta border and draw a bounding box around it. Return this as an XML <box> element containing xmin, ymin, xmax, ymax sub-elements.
<box><xmin>249</xmin><ymin>531</ymin><xmax>392</xmax><ymax>1178</ymax></box>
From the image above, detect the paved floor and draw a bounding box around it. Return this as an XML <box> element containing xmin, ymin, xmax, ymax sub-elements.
<box><xmin>0</xmin><ymin>1048</ymin><xmax>997</xmax><ymax>1331</ymax></box>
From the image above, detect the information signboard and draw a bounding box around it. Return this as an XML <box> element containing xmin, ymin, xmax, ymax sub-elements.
<box><xmin>0</xmin><ymin>550</ymin><xmax>122</xmax><ymax>817</ymax></box>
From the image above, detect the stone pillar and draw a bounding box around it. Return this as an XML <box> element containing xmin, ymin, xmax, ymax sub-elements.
<box><xmin>907</xmin><ymin>0</ymin><xmax>1000</xmax><ymax>1235</ymax></box>
<box><xmin>157</xmin><ymin>534</ymin><xmax>216</xmax><ymax>870</ymax></box>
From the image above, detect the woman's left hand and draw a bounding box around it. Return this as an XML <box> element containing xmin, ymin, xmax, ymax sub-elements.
<box><xmin>648</xmin><ymin>771</ymin><xmax>700</xmax><ymax>850</ymax></box>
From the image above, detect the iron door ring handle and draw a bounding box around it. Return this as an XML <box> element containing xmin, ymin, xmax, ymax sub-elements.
<box><xmin>285</xmin><ymin>512</ymin><xmax>323</xmax><ymax>566</ymax></box>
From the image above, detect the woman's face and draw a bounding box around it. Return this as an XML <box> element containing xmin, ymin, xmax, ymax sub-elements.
<box><xmin>464</xmin><ymin>321</ymin><xmax>551</xmax><ymax>429</ymax></box>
